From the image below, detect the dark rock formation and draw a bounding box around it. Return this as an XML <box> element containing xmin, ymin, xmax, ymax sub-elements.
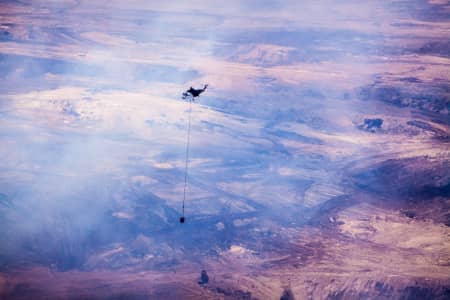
<box><xmin>358</xmin><ymin>118</ymin><xmax>383</xmax><ymax>131</ymax></box>
<box><xmin>280</xmin><ymin>288</ymin><xmax>295</xmax><ymax>300</ymax></box>
<box><xmin>198</xmin><ymin>270</ymin><xmax>209</xmax><ymax>285</ymax></box>
<box><xmin>403</xmin><ymin>210</ymin><xmax>416</xmax><ymax>219</ymax></box>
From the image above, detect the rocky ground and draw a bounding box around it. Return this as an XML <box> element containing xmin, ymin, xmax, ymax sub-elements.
<box><xmin>0</xmin><ymin>0</ymin><xmax>449</xmax><ymax>299</ymax></box>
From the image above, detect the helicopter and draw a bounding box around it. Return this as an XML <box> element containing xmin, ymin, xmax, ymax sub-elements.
<box><xmin>182</xmin><ymin>84</ymin><xmax>208</xmax><ymax>100</ymax></box>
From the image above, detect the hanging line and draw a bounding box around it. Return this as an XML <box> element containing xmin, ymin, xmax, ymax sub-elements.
<box><xmin>182</xmin><ymin>98</ymin><xmax>193</xmax><ymax>219</ymax></box>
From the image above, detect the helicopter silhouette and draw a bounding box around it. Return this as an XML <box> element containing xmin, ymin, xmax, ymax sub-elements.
<box><xmin>182</xmin><ymin>84</ymin><xmax>208</xmax><ymax>100</ymax></box>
